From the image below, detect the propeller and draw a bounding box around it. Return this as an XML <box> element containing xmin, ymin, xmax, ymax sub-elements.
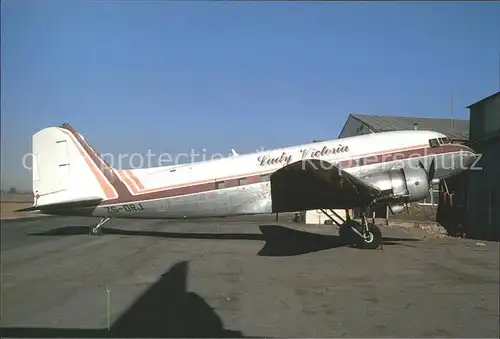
<box><xmin>418</xmin><ymin>158</ymin><xmax>436</xmax><ymax>187</ymax></box>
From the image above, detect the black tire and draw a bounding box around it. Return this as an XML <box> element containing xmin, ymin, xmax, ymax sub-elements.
<box><xmin>338</xmin><ymin>220</ymin><xmax>360</xmax><ymax>245</ymax></box>
<box><xmin>355</xmin><ymin>223</ymin><xmax>382</xmax><ymax>249</ymax></box>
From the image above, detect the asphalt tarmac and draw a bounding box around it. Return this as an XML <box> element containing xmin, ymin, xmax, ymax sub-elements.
<box><xmin>0</xmin><ymin>214</ymin><xmax>499</xmax><ymax>338</ymax></box>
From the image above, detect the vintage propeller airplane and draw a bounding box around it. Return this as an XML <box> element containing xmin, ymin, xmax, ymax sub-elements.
<box><xmin>17</xmin><ymin>123</ymin><xmax>477</xmax><ymax>249</ymax></box>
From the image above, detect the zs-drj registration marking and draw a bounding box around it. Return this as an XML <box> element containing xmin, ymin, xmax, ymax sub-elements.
<box><xmin>105</xmin><ymin>203</ymin><xmax>144</xmax><ymax>214</ymax></box>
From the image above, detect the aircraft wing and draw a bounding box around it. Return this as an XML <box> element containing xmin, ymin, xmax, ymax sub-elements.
<box><xmin>270</xmin><ymin>159</ymin><xmax>381</xmax><ymax>213</ymax></box>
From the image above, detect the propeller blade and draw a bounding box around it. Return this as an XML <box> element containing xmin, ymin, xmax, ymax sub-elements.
<box><xmin>418</xmin><ymin>160</ymin><xmax>425</xmax><ymax>170</ymax></box>
<box><xmin>428</xmin><ymin>158</ymin><xmax>435</xmax><ymax>183</ymax></box>
<box><xmin>418</xmin><ymin>159</ymin><xmax>436</xmax><ymax>185</ymax></box>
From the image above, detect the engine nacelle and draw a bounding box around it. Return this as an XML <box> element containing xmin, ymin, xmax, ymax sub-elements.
<box><xmin>362</xmin><ymin>168</ymin><xmax>430</xmax><ymax>204</ymax></box>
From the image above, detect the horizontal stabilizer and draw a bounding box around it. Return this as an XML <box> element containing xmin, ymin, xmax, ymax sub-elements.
<box><xmin>15</xmin><ymin>197</ymin><xmax>103</xmax><ymax>213</ymax></box>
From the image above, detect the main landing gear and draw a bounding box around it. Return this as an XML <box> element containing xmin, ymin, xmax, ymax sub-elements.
<box><xmin>320</xmin><ymin>208</ymin><xmax>382</xmax><ymax>249</ymax></box>
<box><xmin>89</xmin><ymin>217</ymin><xmax>111</xmax><ymax>235</ymax></box>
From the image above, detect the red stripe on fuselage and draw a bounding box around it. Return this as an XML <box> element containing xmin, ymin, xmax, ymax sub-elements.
<box><xmin>99</xmin><ymin>144</ymin><xmax>466</xmax><ymax>206</ymax></box>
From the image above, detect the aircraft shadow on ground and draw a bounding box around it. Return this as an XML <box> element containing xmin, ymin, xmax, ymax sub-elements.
<box><xmin>0</xmin><ymin>261</ymin><xmax>251</xmax><ymax>338</ymax></box>
<box><xmin>29</xmin><ymin>224</ymin><xmax>420</xmax><ymax>257</ymax></box>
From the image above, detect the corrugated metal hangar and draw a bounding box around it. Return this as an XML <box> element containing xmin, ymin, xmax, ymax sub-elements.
<box><xmin>339</xmin><ymin>114</ymin><xmax>469</xmax><ymax>142</ymax></box>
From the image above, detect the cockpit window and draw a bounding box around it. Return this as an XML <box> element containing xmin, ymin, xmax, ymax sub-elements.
<box><xmin>438</xmin><ymin>137</ymin><xmax>451</xmax><ymax>144</ymax></box>
<box><xmin>429</xmin><ymin>138</ymin><xmax>439</xmax><ymax>148</ymax></box>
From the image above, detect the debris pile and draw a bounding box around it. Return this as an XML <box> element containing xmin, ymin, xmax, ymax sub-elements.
<box><xmin>374</xmin><ymin>218</ymin><xmax>449</xmax><ymax>238</ymax></box>
<box><xmin>417</xmin><ymin>222</ymin><xmax>449</xmax><ymax>237</ymax></box>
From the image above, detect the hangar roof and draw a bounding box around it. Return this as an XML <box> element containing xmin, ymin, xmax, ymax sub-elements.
<box><xmin>343</xmin><ymin>114</ymin><xmax>469</xmax><ymax>140</ymax></box>
<box><xmin>466</xmin><ymin>91</ymin><xmax>500</xmax><ymax>108</ymax></box>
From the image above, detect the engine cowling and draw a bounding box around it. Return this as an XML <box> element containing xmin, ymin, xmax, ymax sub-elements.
<box><xmin>362</xmin><ymin>168</ymin><xmax>430</xmax><ymax>204</ymax></box>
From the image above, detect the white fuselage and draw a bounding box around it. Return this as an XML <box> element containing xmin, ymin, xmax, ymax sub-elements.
<box><xmin>30</xmin><ymin>125</ymin><xmax>476</xmax><ymax>219</ymax></box>
<box><xmin>122</xmin><ymin>130</ymin><xmax>440</xmax><ymax>195</ymax></box>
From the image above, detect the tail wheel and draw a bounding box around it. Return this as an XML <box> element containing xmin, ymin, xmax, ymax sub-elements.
<box><xmin>89</xmin><ymin>227</ymin><xmax>101</xmax><ymax>236</ymax></box>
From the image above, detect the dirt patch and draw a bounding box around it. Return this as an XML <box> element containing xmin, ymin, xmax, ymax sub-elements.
<box><xmin>0</xmin><ymin>193</ymin><xmax>32</xmax><ymax>203</ymax></box>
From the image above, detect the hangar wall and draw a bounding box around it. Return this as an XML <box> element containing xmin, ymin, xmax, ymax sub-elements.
<box><xmin>464</xmin><ymin>92</ymin><xmax>500</xmax><ymax>241</ymax></box>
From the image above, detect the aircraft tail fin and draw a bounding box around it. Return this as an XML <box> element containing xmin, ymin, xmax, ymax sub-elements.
<box><xmin>28</xmin><ymin>123</ymin><xmax>118</xmax><ymax>209</ymax></box>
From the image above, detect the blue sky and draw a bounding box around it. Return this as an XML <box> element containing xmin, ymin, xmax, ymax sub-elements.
<box><xmin>1</xmin><ymin>0</ymin><xmax>499</xmax><ymax>191</ymax></box>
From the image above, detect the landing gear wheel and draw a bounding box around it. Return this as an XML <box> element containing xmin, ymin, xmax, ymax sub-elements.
<box><xmin>355</xmin><ymin>223</ymin><xmax>382</xmax><ymax>249</ymax></box>
<box><xmin>339</xmin><ymin>220</ymin><xmax>360</xmax><ymax>245</ymax></box>
<box><xmin>320</xmin><ymin>208</ymin><xmax>383</xmax><ymax>249</ymax></box>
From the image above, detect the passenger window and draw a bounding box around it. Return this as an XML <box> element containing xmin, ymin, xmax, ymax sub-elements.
<box><xmin>429</xmin><ymin>138</ymin><xmax>439</xmax><ymax>148</ymax></box>
<box><xmin>238</xmin><ymin>177</ymin><xmax>248</xmax><ymax>185</ymax></box>
<box><xmin>215</xmin><ymin>181</ymin><xmax>225</xmax><ymax>189</ymax></box>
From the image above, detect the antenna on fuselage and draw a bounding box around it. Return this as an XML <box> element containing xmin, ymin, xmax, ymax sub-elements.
<box><xmin>451</xmin><ymin>88</ymin><xmax>455</xmax><ymax>130</ymax></box>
